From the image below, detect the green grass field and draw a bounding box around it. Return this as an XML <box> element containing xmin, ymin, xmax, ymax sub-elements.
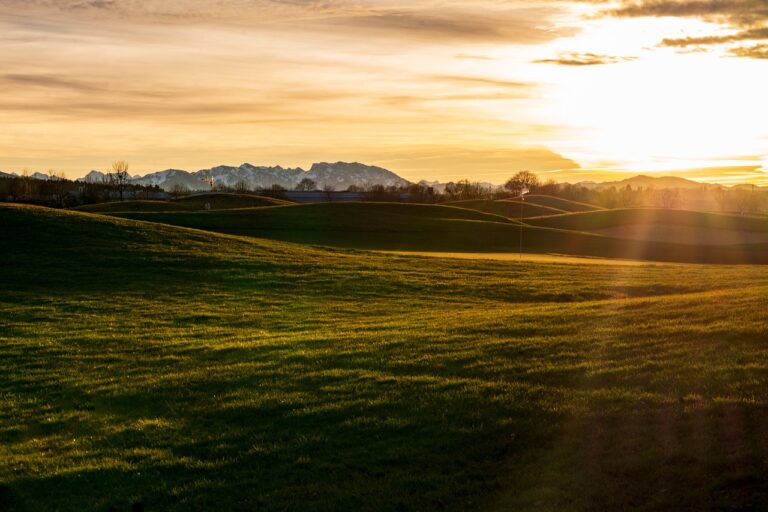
<box><xmin>446</xmin><ymin>199</ymin><xmax>565</xmax><ymax>219</ymax></box>
<box><xmin>110</xmin><ymin>202</ymin><xmax>768</xmax><ymax>263</ymax></box>
<box><xmin>75</xmin><ymin>193</ymin><xmax>290</xmax><ymax>213</ymax></box>
<box><xmin>526</xmin><ymin>208</ymin><xmax>768</xmax><ymax>232</ymax></box>
<box><xmin>519</xmin><ymin>194</ymin><xmax>605</xmax><ymax>213</ymax></box>
<box><xmin>3</xmin><ymin>203</ymin><xmax>768</xmax><ymax>511</ymax></box>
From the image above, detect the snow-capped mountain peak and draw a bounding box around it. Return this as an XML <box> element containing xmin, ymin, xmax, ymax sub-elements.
<box><xmin>119</xmin><ymin>162</ymin><xmax>412</xmax><ymax>192</ymax></box>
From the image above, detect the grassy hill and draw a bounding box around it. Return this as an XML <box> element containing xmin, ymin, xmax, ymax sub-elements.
<box><xmin>109</xmin><ymin>202</ymin><xmax>768</xmax><ymax>263</ymax></box>
<box><xmin>447</xmin><ymin>199</ymin><xmax>565</xmax><ymax>219</ymax></box>
<box><xmin>74</xmin><ymin>193</ymin><xmax>290</xmax><ymax>213</ymax></box>
<box><xmin>4</xmin><ymin>203</ymin><xmax>768</xmax><ymax>511</ymax></box>
<box><xmin>525</xmin><ymin>209</ymin><xmax>768</xmax><ymax>246</ymax></box>
<box><xmin>520</xmin><ymin>194</ymin><xmax>604</xmax><ymax>212</ymax></box>
<box><xmin>526</xmin><ymin>208</ymin><xmax>768</xmax><ymax>232</ymax></box>
<box><xmin>172</xmin><ymin>192</ymin><xmax>293</xmax><ymax>209</ymax></box>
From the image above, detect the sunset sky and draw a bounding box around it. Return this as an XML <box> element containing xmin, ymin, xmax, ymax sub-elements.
<box><xmin>1</xmin><ymin>0</ymin><xmax>767</xmax><ymax>184</ymax></box>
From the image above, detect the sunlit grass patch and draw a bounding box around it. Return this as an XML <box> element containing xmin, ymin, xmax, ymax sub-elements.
<box><xmin>2</xmin><ymin>204</ymin><xmax>768</xmax><ymax>511</ymax></box>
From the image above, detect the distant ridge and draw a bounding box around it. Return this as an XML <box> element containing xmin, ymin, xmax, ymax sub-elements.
<box><xmin>124</xmin><ymin>162</ymin><xmax>411</xmax><ymax>192</ymax></box>
<box><xmin>576</xmin><ymin>175</ymin><xmax>722</xmax><ymax>190</ymax></box>
<box><xmin>4</xmin><ymin>165</ymin><xmax>762</xmax><ymax>192</ymax></box>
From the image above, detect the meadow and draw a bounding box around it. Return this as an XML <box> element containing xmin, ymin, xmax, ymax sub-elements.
<box><xmin>74</xmin><ymin>193</ymin><xmax>290</xmax><ymax>213</ymax></box>
<box><xmin>111</xmin><ymin>202</ymin><xmax>768</xmax><ymax>264</ymax></box>
<box><xmin>3</xmin><ymin>202</ymin><xmax>768</xmax><ymax>511</ymax></box>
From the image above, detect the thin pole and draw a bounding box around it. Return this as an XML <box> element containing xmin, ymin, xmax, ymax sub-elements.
<box><xmin>519</xmin><ymin>195</ymin><xmax>524</xmax><ymax>260</ymax></box>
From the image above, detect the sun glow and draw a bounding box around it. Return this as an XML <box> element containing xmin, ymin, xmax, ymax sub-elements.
<box><xmin>0</xmin><ymin>1</ymin><xmax>766</xmax><ymax>184</ymax></box>
<box><xmin>527</xmin><ymin>16</ymin><xmax>768</xmax><ymax>179</ymax></box>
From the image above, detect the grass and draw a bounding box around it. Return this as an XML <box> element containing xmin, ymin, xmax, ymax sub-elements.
<box><xmin>447</xmin><ymin>199</ymin><xmax>565</xmax><ymax>218</ymax></box>
<box><xmin>110</xmin><ymin>202</ymin><xmax>768</xmax><ymax>263</ymax></box>
<box><xmin>3</xmin><ymin>203</ymin><xmax>768</xmax><ymax>511</ymax></box>
<box><xmin>526</xmin><ymin>208</ymin><xmax>768</xmax><ymax>232</ymax></box>
<box><xmin>519</xmin><ymin>194</ymin><xmax>605</xmax><ymax>212</ymax></box>
<box><xmin>378</xmin><ymin>251</ymin><xmax>667</xmax><ymax>266</ymax></box>
<box><xmin>74</xmin><ymin>193</ymin><xmax>290</xmax><ymax>213</ymax></box>
<box><xmin>172</xmin><ymin>193</ymin><xmax>293</xmax><ymax>209</ymax></box>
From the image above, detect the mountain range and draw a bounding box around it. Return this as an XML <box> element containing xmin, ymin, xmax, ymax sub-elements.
<box><xmin>2</xmin><ymin>165</ymin><xmax>763</xmax><ymax>192</ymax></box>
<box><xmin>75</xmin><ymin>162</ymin><xmax>409</xmax><ymax>192</ymax></box>
<box><xmin>575</xmin><ymin>175</ymin><xmax>725</xmax><ymax>190</ymax></box>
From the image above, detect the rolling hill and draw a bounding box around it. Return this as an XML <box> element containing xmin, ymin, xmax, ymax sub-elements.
<box><xmin>105</xmin><ymin>202</ymin><xmax>768</xmax><ymax>263</ymax></box>
<box><xmin>526</xmin><ymin>208</ymin><xmax>768</xmax><ymax>245</ymax></box>
<box><xmin>526</xmin><ymin>208</ymin><xmax>768</xmax><ymax>232</ymax></box>
<box><xmin>577</xmin><ymin>174</ymin><xmax>720</xmax><ymax>191</ymax></box>
<box><xmin>4</xmin><ymin>203</ymin><xmax>768</xmax><ymax>511</ymax></box>
<box><xmin>447</xmin><ymin>199</ymin><xmax>565</xmax><ymax>219</ymax></box>
<box><xmin>520</xmin><ymin>194</ymin><xmax>604</xmax><ymax>212</ymax></box>
<box><xmin>74</xmin><ymin>193</ymin><xmax>290</xmax><ymax>213</ymax></box>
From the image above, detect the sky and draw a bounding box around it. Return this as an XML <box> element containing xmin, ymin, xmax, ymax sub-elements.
<box><xmin>1</xmin><ymin>0</ymin><xmax>767</xmax><ymax>184</ymax></box>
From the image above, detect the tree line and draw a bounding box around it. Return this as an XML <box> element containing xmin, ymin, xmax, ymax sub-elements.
<box><xmin>2</xmin><ymin>165</ymin><xmax>767</xmax><ymax>214</ymax></box>
<box><xmin>0</xmin><ymin>162</ymin><xmax>162</xmax><ymax>207</ymax></box>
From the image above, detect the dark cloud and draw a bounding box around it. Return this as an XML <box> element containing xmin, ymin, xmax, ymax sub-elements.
<box><xmin>0</xmin><ymin>72</ymin><xmax>351</xmax><ymax>122</ymax></box>
<box><xmin>730</xmin><ymin>43</ymin><xmax>768</xmax><ymax>58</ymax></box>
<box><xmin>661</xmin><ymin>26</ymin><xmax>768</xmax><ymax>46</ymax></box>
<box><xmin>534</xmin><ymin>52</ymin><xmax>637</xmax><ymax>66</ymax></box>
<box><xmin>2</xmin><ymin>73</ymin><xmax>104</xmax><ymax>92</ymax></box>
<box><xmin>319</xmin><ymin>6</ymin><xmax>578</xmax><ymax>45</ymax></box>
<box><xmin>1</xmin><ymin>1</ymin><xmax>579</xmax><ymax>45</ymax></box>
<box><xmin>71</xmin><ymin>0</ymin><xmax>115</xmax><ymax>9</ymax></box>
<box><xmin>605</xmin><ymin>0</ymin><xmax>768</xmax><ymax>26</ymax></box>
<box><xmin>594</xmin><ymin>1</ymin><xmax>768</xmax><ymax>59</ymax></box>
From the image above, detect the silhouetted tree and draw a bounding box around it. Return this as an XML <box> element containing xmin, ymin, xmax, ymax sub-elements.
<box><xmin>443</xmin><ymin>180</ymin><xmax>493</xmax><ymax>201</ymax></box>
<box><xmin>504</xmin><ymin>171</ymin><xmax>539</xmax><ymax>197</ymax></box>
<box><xmin>110</xmin><ymin>161</ymin><xmax>130</xmax><ymax>201</ymax></box>
<box><xmin>295</xmin><ymin>178</ymin><xmax>317</xmax><ymax>191</ymax></box>
<box><xmin>713</xmin><ymin>188</ymin><xmax>727</xmax><ymax>212</ymax></box>
<box><xmin>261</xmin><ymin>184</ymin><xmax>287</xmax><ymax>200</ymax></box>
<box><xmin>47</xmin><ymin>169</ymin><xmax>68</xmax><ymax>207</ymax></box>
<box><xmin>659</xmin><ymin>189</ymin><xmax>681</xmax><ymax>209</ymax></box>
<box><xmin>169</xmin><ymin>183</ymin><xmax>189</xmax><ymax>196</ymax></box>
<box><xmin>618</xmin><ymin>185</ymin><xmax>636</xmax><ymax>207</ymax></box>
<box><xmin>322</xmin><ymin>183</ymin><xmax>335</xmax><ymax>201</ymax></box>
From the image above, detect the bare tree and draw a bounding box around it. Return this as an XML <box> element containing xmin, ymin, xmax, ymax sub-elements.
<box><xmin>618</xmin><ymin>185</ymin><xmax>636</xmax><ymax>207</ymax></box>
<box><xmin>713</xmin><ymin>188</ymin><xmax>727</xmax><ymax>212</ymax></box>
<box><xmin>110</xmin><ymin>161</ymin><xmax>130</xmax><ymax>201</ymax></box>
<box><xmin>20</xmin><ymin>169</ymin><xmax>32</xmax><ymax>196</ymax></box>
<box><xmin>322</xmin><ymin>183</ymin><xmax>335</xmax><ymax>201</ymax></box>
<box><xmin>659</xmin><ymin>189</ymin><xmax>681</xmax><ymax>209</ymax></box>
<box><xmin>732</xmin><ymin>187</ymin><xmax>762</xmax><ymax>215</ymax></box>
<box><xmin>170</xmin><ymin>183</ymin><xmax>189</xmax><ymax>196</ymax></box>
<box><xmin>504</xmin><ymin>171</ymin><xmax>539</xmax><ymax>197</ymax></box>
<box><xmin>47</xmin><ymin>169</ymin><xmax>68</xmax><ymax>207</ymax></box>
<box><xmin>295</xmin><ymin>178</ymin><xmax>317</xmax><ymax>191</ymax></box>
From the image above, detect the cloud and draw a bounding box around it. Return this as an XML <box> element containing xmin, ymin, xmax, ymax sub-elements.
<box><xmin>534</xmin><ymin>52</ymin><xmax>637</xmax><ymax>66</ymax></box>
<box><xmin>429</xmin><ymin>75</ymin><xmax>532</xmax><ymax>89</ymax></box>
<box><xmin>319</xmin><ymin>6</ymin><xmax>578</xmax><ymax>44</ymax></box>
<box><xmin>1</xmin><ymin>0</ymin><xmax>576</xmax><ymax>45</ymax></box>
<box><xmin>661</xmin><ymin>26</ymin><xmax>768</xmax><ymax>46</ymax></box>
<box><xmin>592</xmin><ymin>1</ymin><xmax>768</xmax><ymax>59</ymax></box>
<box><xmin>454</xmin><ymin>53</ymin><xmax>494</xmax><ymax>61</ymax></box>
<box><xmin>605</xmin><ymin>0</ymin><xmax>768</xmax><ymax>26</ymax></box>
<box><xmin>729</xmin><ymin>44</ymin><xmax>768</xmax><ymax>58</ymax></box>
<box><xmin>2</xmin><ymin>73</ymin><xmax>104</xmax><ymax>92</ymax></box>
